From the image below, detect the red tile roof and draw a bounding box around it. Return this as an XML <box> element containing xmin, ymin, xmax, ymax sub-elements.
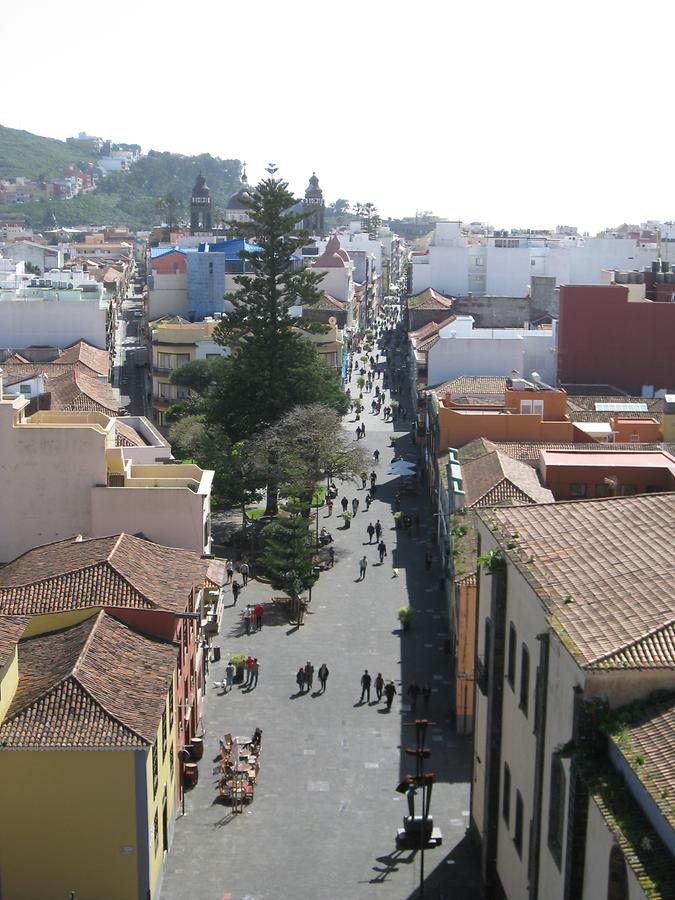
<box><xmin>0</xmin><ymin>533</ymin><xmax>215</xmax><ymax>616</ymax></box>
<box><xmin>458</xmin><ymin>439</ymin><xmax>554</xmax><ymax>507</ymax></box>
<box><xmin>0</xmin><ymin>616</ymin><xmax>29</xmax><ymax>669</ymax></box>
<box><xmin>0</xmin><ymin>611</ymin><xmax>176</xmax><ymax>747</ymax></box>
<box><xmin>407</xmin><ymin>288</ymin><xmax>454</xmax><ymax>310</ymax></box>
<box><xmin>479</xmin><ymin>494</ymin><xmax>675</xmax><ymax>670</ymax></box>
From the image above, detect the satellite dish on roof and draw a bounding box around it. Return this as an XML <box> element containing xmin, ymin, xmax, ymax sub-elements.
<box><xmin>328</xmin><ymin>316</ymin><xmax>337</xmax><ymax>325</ymax></box>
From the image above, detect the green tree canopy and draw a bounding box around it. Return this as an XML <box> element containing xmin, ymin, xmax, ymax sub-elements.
<box><xmin>258</xmin><ymin>513</ymin><xmax>318</xmax><ymax>603</ymax></box>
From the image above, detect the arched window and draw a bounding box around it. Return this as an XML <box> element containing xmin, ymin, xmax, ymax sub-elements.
<box><xmin>547</xmin><ymin>754</ymin><xmax>566</xmax><ymax>867</ymax></box>
<box><xmin>607</xmin><ymin>845</ymin><xmax>628</xmax><ymax>900</ymax></box>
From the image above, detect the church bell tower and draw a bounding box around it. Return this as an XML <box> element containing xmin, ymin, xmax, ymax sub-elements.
<box><xmin>190</xmin><ymin>172</ymin><xmax>212</xmax><ymax>234</ymax></box>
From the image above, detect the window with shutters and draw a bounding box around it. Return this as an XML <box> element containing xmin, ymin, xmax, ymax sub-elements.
<box><xmin>507</xmin><ymin>622</ymin><xmax>516</xmax><ymax>689</ymax></box>
<box><xmin>514</xmin><ymin>790</ymin><xmax>524</xmax><ymax>857</ymax></box>
<box><xmin>502</xmin><ymin>763</ymin><xmax>511</xmax><ymax>825</ymax></box>
<box><xmin>547</xmin><ymin>754</ymin><xmax>566</xmax><ymax>868</ymax></box>
<box><xmin>519</xmin><ymin>644</ymin><xmax>530</xmax><ymax>717</ymax></box>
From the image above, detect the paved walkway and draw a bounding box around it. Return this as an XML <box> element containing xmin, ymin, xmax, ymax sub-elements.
<box><xmin>161</xmin><ymin>317</ymin><xmax>483</xmax><ymax>900</ymax></box>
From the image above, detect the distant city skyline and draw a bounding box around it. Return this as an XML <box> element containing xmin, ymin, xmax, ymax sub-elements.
<box><xmin>3</xmin><ymin>0</ymin><xmax>675</xmax><ymax>234</ymax></box>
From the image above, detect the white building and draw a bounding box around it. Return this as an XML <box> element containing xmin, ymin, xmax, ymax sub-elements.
<box><xmin>471</xmin><ymin>494</ymin><xmax>675</xmax><ymax>900</ymax></box>
<box><xmin>1</xmin><ymin>241</ymin><xmax>63</xmax><ymax>272</ymax></box>
<box><xmin>411</xmin><ymin>222</ymin><xmax>658</xmax><ymax>298</ymax></box>
<box><xmin>0</xmin><ymin>285</ymin><xmax>110</xmax><ymax>348</ymax></box>
<box><xmin>426</xmin><ymin>316</ymin><xmax>557</xmax><ymax>386</ymax></box>
<box><xmin>0</xmin><ymin>393</ymin><xmax>214</xmax><ymax>561</ymax></box>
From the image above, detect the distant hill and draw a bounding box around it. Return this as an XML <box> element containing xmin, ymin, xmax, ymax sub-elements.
<box><xmin>0</xmin><ymin>124</ymin><xmax>98</xmax><ymax>180</ymax></box>
<box><xmin>0</xmin><ymin>124</ymin><xmax>243</xmax><ymax>230</ymax></box>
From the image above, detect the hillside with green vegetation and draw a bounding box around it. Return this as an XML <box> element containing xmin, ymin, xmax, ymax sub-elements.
<box><xmin>0</xmin><ymin>124</ymin><xmax>243</xmax><ymax>230</ymax></box>
<box><xmin>0</xmin><ymin>124</ymin><xmax>98</xmax><ymax>179</ymax></box>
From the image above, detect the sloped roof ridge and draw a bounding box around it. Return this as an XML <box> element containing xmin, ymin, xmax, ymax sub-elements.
<box><xmin>591</xmin><ymin>618</ymin><xmax>675</xmax><ymax>669</ymax></box>
<box><xmin>2</xmin><ymin>675</ymin><xmax>146</xmax><ymax>746</ymax></box>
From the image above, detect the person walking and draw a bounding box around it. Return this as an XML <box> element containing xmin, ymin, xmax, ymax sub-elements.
<box><xmin>422</xmin><ymin>682</ymin><xmax>432</xmax><ymax>710</ymax></box>
<box><xmin>367</xmin><ymin>522</ymin><xmax>375</xmax><ymax>543</ymax></box>
<box><xmin>370</xmin><ymin>471</ymin><xmax>377</xmax><ymax>488</ymax></box>
<box><xmin>352</xmin><ymin>497</ymin><xmax>359</xmax><ymax>516</ymax></box>
<box><xmin>355</xmin><ymin>425</ymin><xmax>361</xmax><ymax>441</ymax></box>
<box><xmin>341</xmin><ymin>496</ymin><xmax>349</xmax><ymax>513</ymax></box>
<box><xmin>378</xmin><ymin>540</ymin><xmax>387</xmax><ymax>564</ymax></box>
<box><xmin>318</xmin><ymin>663</ymin><xmax>329</xmax><ymax>692</ymax></box>
<box><xmin>240</xmin><ymin>560</ymin><xmax>250</xmax><ymax>585</ymax></box>
<box><xmin>375</xmin><ymin>672</ymin><xmax>385</xmax><ymax>702</ymax></box>
<box><xmin>407</xmin><ymin>680</ymin><xmax>421</xmax><ymax>711</ymax></box>
<box><xmin>304</xmin><ymin>660</ymin><xmax>314</xmax><ymax>691</ymax></box>
<box><xmin>373</xmin><ymin>448</ymin><xmax>380</xmax><ymax>464</ymax></box>
<box><xmin>360</xmin><ymin>472</ymin><xmax>368</xmax><ymax>490</ymax></box>
<box><xmin>243</xmin><ymin>605</ymin><xmax>253</xmax><ymax>635</ymax></box>
<box><xmin>254</xmin><ymin>602</ymin><xmax>264</xmax><ymax>631</ymax></box>
<box><xmin>361</xmin><ymin>422</ymin><xmax>366</xmax><ymax>437</ymax></box>
<box><xmin>384</xmin><ymin>680</ymin><xmax>397</xmax><ymax>710</ymax></box>
<box><xmin>365</xmin><ymin>493</ymin><xmax>372</xmax><ymax>511</ymax></box>
<box><xmin>296</xmin><ymin>667</ymin><xmax>306</xmax><ymax>694</ymax></box>
<box><xmin>231</xmin><ymin>580</ymin><xmax>241</xmax><ymax>605</ymax></box>
<box><xmin>358</xmin><ymin>555</ymin><xmax>368</xmax><ymax>581</ymax></box>
<box><xmin>250</xmin><ymin>658</ymin><xmax>260</xmax><ymax>687</ymax></box>
<box><xmin>226</xmin><ymin>560</ymin><xmax>233</xmax><ymax>583</ymax></box>
<box><xmin>225</xmin><ymin>661</ymin><xmax>235</xmax><ymax>693</ymax></box>
<box><xmin>326</xmin><ymin>496</ymin><xmax>334</xmax><ymax>517</ymax></box>
<box><xmin>328</xmin><ymin>545</ymin><xmax>335</xmax><ymax>568</ymax></box>
<box><xmin>360</xmin><ymin>669</ymin><xmax>372</xmax><ymax>703</ymax></box>
<box><xmin>375</xmin><ymin>520</ymin><xmax>382</xmax><ymax>541</ymax></box>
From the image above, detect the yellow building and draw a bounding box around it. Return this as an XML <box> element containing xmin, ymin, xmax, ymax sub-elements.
<box><xmin>150</xmin><ymin>317</ymin><xmax>227</xmax><ymax>425</ymax></box>
<box><xmin>0</xmin><ymin>610</ymin><xmax>177</xmax><ymax>900</ymax></box>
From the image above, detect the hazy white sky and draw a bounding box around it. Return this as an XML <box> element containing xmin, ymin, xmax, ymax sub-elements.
<box><xmin>4</xmin><ymin>0</ymin><xmax>674</xmax><ymax>231</ymax></box>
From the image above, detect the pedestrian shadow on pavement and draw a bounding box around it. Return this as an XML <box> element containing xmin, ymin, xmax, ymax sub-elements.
<box><xmin>363</xmin><ymin>848</ymin><xmax>416</xmax><ymax>885</ymax></box>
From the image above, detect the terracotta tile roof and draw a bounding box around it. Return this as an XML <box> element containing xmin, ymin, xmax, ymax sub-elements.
<box><xmin>0</xmin><ymin>611</ymin><xmax>176</xmax><ymax>747</ymax></box>
<box><xmin>492</xmin><ymin>441</ymin><xmax>675</xmax><ymax>463</ymax></box>
<box><xmin>431</xmin><ymin>376</ymin><xmax>508</xmax><ymax>399</ymax></box>
<box><xmin>417</xmin><ymin>334</ymin><xmax>440</xmax><ymax>354</ymax></box>
<box><xmin>58</xmin><ymin>340</ymin><xmax>109</xmax><ymax>377</ymax></box>
<box><xmin>615</xmin><ymin>696</ymin><xmax>675</xmax><ymax>831</ymax></box>
<box><xmin>409</xmin><ymin>320</ymin><xmax>443</xmax><ymax>342</ymax></box>
<box><xmin>478</xmin><ymin>494</ymin><xmax>675</xmax><ymax>670</ymax></box>
<box><xmin>0</xmin><ymin>533</ymin><xmax>214</xmax><ymax>616</ymax></box>
<box><xmin>312</xmin><ymin>292</ymin><xmax>347</xmax><ymax>311</ymax></box>
<box><xmin>47</xmin><ymin>369</ymin><xmax>119</xmax><ymax>414</ymax></box>
<box><xmin>459</xmin><ymin>438</ymin><xmax>554</xmax><ymax>507</ymax></box>
<box><xmin>114</xmin><ymin>420</ymin><xmax>148</xmax><ymax>447</ymax></box>
<box><xmin>0</xmin><ymin>616</ymin><xmax>29</xmax><ymax>669</ymax></box>
<box><xmin>407</xmin><ymin>287</ymin><xmax>454</xmax><ymax>310</ymax></box>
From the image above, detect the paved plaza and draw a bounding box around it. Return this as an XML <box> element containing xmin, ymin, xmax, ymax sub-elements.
<box><xmin>161</xmin><ymin>328</ymin><xmax>483</xmax><ymax>900</ymax></box>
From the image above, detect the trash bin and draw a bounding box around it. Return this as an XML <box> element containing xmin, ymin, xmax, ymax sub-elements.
<box><xmin>212</xmin><ymin>646</ymin><xmax>221</xmax><ymax>663</ymax></box>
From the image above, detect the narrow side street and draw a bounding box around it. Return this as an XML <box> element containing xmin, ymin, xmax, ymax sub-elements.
<box><xmin>161</xmin><ymin>315</ymin><xmax>483</xmax><ymax>900</ymax></box>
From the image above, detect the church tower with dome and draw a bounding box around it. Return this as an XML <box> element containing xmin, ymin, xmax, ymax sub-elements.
<box><xmin>224</xmin><ymin>165</ymin><xmax>253</xmax><ymax>224</ymax></box>
<box><xmin>190</xmin><ymin>172</ymin><xmax>212</xmax><ymax>234</ymax></box>
<box><xmin>302</xmin><ymin>172</ymin><xmax>325</xmax><ymax>237</ymax></box>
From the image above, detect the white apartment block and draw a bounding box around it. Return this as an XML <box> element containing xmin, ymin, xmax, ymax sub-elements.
<box><xmin>0</xmin><ymin>286</ymin><xmax>110</xmax><ymax>348</ymax></box>
<box><xmin>411</xmin><ymin>222</ymin><xmax>658</xmax><ymax>298</ymax></box>
<box><xmin>0</xmin><ymin>393</ymin><xmax>214</xmax><ymax>561</ymax></box>
<box><xmin>426</xmin><ymin>316</ymin><xmax>557</xmax><ymax>387</ymax></box>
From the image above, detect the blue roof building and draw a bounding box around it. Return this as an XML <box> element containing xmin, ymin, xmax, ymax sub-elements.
<box><xmin>186</xmin><ymin>240</ymin><xmax>261</xmax><ymax>321</ymax></box>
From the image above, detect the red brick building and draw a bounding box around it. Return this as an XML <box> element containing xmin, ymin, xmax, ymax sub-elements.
<box><xmin>557</xmin><ymin>284</ymin><xmax>675</xmax><ymax>395</ymax></box>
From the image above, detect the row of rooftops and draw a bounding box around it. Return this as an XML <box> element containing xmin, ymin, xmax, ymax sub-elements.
<box><xmin>0</xmin><ymin>532</ymin><xmax>225</xmax><ymax>748</ymax></box>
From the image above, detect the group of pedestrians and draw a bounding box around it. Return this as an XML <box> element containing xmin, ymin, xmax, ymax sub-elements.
<box><xmin>221</xmin><ymin>655</ymin><xmax>260</xmax><ymax>693</ymax></box>
<box><xmin>359</xmin><ymin>670</ymin><xmax>398</xmax><ymax>709</ymax></box>
<box><xmin>242</xmin><ymin>602</ymin><xmax>264</xmax><ymax>635</ymax></box>
<box><xmin>228</xmin><ymin>558</ymin><xmax>252</xmax><ymax>607</ymax></box>
<box><xmin>295</xmin><ymin>661</ymin><xmax>330</xmax><ymax>694</ymax></box>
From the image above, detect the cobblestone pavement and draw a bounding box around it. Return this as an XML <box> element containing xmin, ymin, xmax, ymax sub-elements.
<box><xmin>160</xmin><ymin>317</ymin><xmax>483</xmax><ymax>900</ymax></box>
